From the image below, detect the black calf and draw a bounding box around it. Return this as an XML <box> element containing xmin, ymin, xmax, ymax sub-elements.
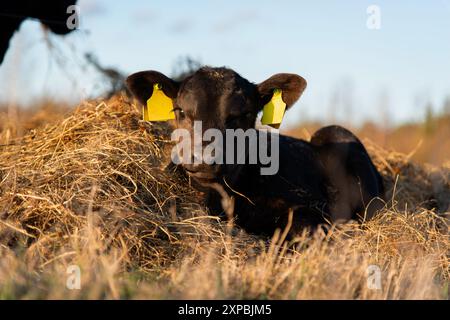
<box><xmin>126</xmin><ymin>67</ymin><xmax>385</xmax><ymax>235</ymax></box>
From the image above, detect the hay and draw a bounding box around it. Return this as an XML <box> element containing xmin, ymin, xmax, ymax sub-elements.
<box><xmin>365</xmin><ymin>139</ymin><xmax>450</xmax><ymax>213</ymax></box>
<box><xmin>0</xmin><ymin>96</ymin><xmax>225</xmax><ymax>272</ymax></box>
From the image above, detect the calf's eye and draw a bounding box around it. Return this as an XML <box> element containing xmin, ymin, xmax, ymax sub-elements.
<box><xmin>173</xmin><ymin>107</ymin><xmax>186</xmax><ymax>120</ymax></box>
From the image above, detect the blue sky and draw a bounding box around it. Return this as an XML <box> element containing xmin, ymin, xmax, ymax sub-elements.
<box><xmin>1</xmin><ymin>0</ymin><xmax>450</xmax><ymax>127</ymax></box>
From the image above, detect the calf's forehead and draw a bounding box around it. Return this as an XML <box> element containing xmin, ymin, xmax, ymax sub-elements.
<box><xmin>177</xmin><ymin>71</ymin><xmax>256</xmax><ymax>115</ymax></box>
<box><xmin>176</xmin><ymin>88</ymin><xmax>232</xmax><ymax>122</ymax></box>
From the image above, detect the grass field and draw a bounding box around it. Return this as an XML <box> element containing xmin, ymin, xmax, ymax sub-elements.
<box><xmin>0</xmin><ymin>95</ymin><xmax>448</xmax><ymax>299</ymax></box>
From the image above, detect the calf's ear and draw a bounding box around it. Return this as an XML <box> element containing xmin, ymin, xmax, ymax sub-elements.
<box><xmin>256</xmin><ymin>73</ymin><xmax>307</xmax><ymax>110</ymax></box>
<box><xmin>126</xmin><ymin>71</ymin><xmax>179</xmax><ymax>106</ymax></box>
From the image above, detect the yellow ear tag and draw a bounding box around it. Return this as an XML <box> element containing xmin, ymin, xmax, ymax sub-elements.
<box><xmin>143</xmin><ymin>83</ymin><xmax>175</xmax><ymax>121</ymax></box>
<box><xmin>261</xmin><ymin>89</ymin><xmax>286</xmax><ymax>128</ymax></box>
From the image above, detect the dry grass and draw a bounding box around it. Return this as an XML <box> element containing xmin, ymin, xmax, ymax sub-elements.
<box><xmin>0</xmin><ymin>96</ymin><xmax>448</xmax><ymax>299</ymax></box>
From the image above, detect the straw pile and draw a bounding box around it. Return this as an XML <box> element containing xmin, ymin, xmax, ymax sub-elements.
<box><xmin>0</xmin><ymin>96</ymin><xmax>223</xmax><ymax>271</ymax></box>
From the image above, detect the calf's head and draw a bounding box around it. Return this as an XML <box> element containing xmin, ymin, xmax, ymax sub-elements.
<box><xmin>126</xmin><ymin>67</ymin><xmax>306</xmax><ymax>183</ymax></box>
